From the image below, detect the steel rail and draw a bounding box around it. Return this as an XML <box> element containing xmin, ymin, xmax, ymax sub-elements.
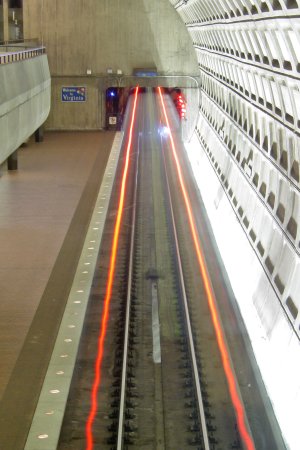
<box><xmin>85</xmin><ymin>87</ymin><xmax>139</xmax><ymax>450</ymax></box>
<box><xmin>161</xmin><ymin>141</ymin><xmax>211</xmax><ymax>450</ymax></box>
<box><xmin>116</xmin><ymin>121</ymin><xmax>141</xmax><ymax>450</ymax></box>
<box><xmin>0</xmin><ymin>46</ymin><xmax>46</xmax><ymax>64</ymax></box>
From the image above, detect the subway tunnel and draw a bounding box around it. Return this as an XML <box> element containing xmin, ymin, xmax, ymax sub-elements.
<box><xmin>0</xmin><ymin>1</ymin><xmax>299</xmax><ymax>449</ymax></box>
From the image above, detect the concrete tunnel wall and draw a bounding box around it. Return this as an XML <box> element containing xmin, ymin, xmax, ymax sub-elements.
<box><xmin>22</xmin><ymin>0</ymin><xmax>199</xmax><ymax>130</ymax></box>
<box><xmin>0</xmin><ymin>54</ymin><xmax>51</xmax><ymax>165</ymax></box>
<box><xmin>168</xmin><ymin>1</ymin><xmax>300</xmax><ymax>448</ymax></box>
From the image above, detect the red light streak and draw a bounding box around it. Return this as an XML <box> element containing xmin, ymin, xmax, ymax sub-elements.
<box><xmin>158</xmin><ymin>87</ymin><xmax>255</xmax><ymax>450</ymax></box>
<box><xmin>85</xmin><ymin>87</ymin><xmax>139</xmax><ymax>450</ymax></box>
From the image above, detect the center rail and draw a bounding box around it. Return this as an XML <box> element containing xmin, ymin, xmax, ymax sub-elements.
<box><xmin>116</xmin><ymin>117</ymin><xmax>140</xmax><ymax>450</ymax></box>
<box><xmin>162</xmin><ymin>147</ymin><xmax>211</xmax><ymax>450</ymax></box>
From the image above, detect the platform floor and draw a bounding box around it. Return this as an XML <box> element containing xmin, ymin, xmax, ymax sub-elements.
<box><xmin>0</xmin><ymin>131</ymin><xmax>114</xmax><ymax>448</ymax></box>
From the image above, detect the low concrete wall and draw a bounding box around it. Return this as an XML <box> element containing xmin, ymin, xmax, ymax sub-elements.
<box><xmin>0</xmin><ymin>54</ymin><xmax>51</xmax><ymax>164</ymax></box>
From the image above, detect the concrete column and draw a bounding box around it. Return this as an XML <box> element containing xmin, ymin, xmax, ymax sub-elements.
<box><xmin>7</xmin><ymin>149</ymin><xmax>18</xmax><ymax>170</ymax></box>
<box><xmin>35</xmin><ymin>126</ymin><xmax>44</xmax><ymax>142</ymax></box>
<box><xmin>3</xmin><ymin>0</ymin><xmax>8</xmax><ymax>42</ymax></box>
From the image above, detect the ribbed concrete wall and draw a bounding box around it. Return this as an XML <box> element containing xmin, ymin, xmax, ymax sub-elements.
<box><xmin>0</xmin><ymin>54</ymin><xmax>51</xmax><ymax>164</ymax></box>
<box><xmin>170</xmin><ymin>1</ymin><xmax>300</xmax><ymax>448</ymax></box>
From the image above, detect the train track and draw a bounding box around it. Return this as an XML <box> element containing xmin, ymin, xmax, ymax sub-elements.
<box><xmin>113</xmin><ymin>93</ymin><xmax>212</xmax><ymax>449</ymax></box>
<box><xmin>57</xmin><ymin>89</ymin><xmax>281</xmax><ymax>450</ymax></box>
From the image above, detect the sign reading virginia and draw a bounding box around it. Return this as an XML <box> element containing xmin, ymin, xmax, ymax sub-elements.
<box><xmin>61</xmin><ymin>86</ymin><xmax>87</xmax><ymax>102</ymax></box>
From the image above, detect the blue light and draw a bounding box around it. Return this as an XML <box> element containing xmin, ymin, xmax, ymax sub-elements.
<box><xmin>107</xmin><ymin>88</ymin><xmax>117</xmax><ymax>99</ymax></box>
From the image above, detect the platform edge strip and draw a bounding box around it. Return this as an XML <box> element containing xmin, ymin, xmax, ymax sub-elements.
<box><xmin>24</xmin><ymin>131</ymin><xmax>124</xmax><ymax>450</ymax></box>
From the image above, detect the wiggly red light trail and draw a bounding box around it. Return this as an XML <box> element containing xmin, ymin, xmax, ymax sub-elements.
<box><xmin>85</xmin><ymin>87</ymin><xmax>139</xmax><ymax>450</ymax></box>
<box><xmin>158</xmin><ymin>87</ymin><xmax>255</xmax><ymax>450</ymax></box>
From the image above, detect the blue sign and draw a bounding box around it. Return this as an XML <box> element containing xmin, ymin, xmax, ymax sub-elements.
<box><xmin>61</xmin><ymin>86</ymin><xmax>86</xmax><ymax>102</ymax></box>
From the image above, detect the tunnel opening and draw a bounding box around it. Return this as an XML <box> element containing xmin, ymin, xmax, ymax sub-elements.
<box><xmin>105</xmin><ymin>86</ymin><xmax>188</xmax><ymax>131</ymax></box>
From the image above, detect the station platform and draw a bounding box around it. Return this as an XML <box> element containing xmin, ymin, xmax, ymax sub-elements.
<box><xmin>0</xmin><ymin>131</ymin><xmax>114</xmax><ymax>449</ymax></box>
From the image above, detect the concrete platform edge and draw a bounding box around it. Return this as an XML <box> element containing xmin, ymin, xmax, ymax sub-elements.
<box><xmin>24</xmin><ymin>131</ymin><xmax>124</xmax><ymax>450</ymax></box>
